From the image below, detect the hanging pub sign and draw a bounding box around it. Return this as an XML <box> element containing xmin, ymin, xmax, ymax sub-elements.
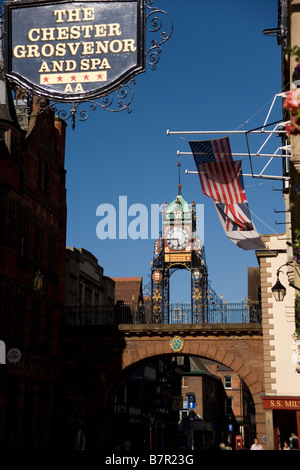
<box><xmin>4</xmin><ymin>0</ymin><xmax>145</xmax><ymax>101</ymax></box>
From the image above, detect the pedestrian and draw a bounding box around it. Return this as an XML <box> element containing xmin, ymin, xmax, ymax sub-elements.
<box><xmin>250</xmin><ymin>437</ymin><xmax>264</xmax><ymax>450</ymax></box>
<box><xmin>124</xmin><ymin>439</ymin><xmax>132</xmax><ymax>451</ymax></box>
<box><xmin>283</xmin><ymin>441</ymin><xmax>290</xmax><ymax>450</ymax></box>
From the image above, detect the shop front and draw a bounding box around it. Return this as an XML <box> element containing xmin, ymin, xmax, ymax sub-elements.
<box><xmin>262</xmin><ymin>396</ymin><xmax>300</xmax><ymax>450</ymax></box>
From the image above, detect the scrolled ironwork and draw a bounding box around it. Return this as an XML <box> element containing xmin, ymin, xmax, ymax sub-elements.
<box><xmin>59</xmin><ymin>79</ymin><xmax>135</xmax><ymax>128</ymax></box>
<box><xmin>13</xmin><ymin>79</ymin><xmax>136</xmax><ymax>130</ymax></box>
<box><xmin>146</xmin><ymin>0</ymin><xmax>173</xmax><ymax>70</ymax></box>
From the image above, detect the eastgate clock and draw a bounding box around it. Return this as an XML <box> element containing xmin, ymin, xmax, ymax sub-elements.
<box><xmin>152</xmin><ymin>188</ymin><xmax>209</xmax><ymax>323</ymax></box>
<box><xmin>166</xmin><ymin>227</ymin><xmax>189</xmax><ymax>251</ymax></box>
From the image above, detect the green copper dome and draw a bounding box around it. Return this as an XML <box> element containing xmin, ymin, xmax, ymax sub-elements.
<box><xmin>164</xmin><ymin>186</ymin><xmax>192</xmax><ymax>223</ymax></box>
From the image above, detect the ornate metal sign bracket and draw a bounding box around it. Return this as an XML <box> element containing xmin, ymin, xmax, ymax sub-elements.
<box><xmin>2</xmin><ymin>0</ymin><xmax>173</xmax><ymax>129</ymax></box>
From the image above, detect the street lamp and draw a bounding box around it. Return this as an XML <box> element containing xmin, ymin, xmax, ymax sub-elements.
<box><xmin>271</xmin><ymin>262</ymin><xmax>293</xmax><ymax>301</ymax></box>
<box><xmin>271</xmin><ymin>276</ymin><xmax>286</xmax><ymax>302</ymax></box>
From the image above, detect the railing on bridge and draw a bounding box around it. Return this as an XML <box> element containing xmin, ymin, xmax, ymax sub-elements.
<box><xmin>64</xmin><ymin>300</ymin><xmax>261</xmax><ymax>326</ymax></box>
<box><xmin>169</xmin><ymin>300</ymin><xmax>261</xmax><ymax>324</ymax></box>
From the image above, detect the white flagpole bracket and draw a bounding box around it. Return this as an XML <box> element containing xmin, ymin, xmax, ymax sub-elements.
<box><xmin>167</xmin><ymin>118</ymin><xmax>291</xmax><ymax>182</ymax></box>
<box><xmin>185</xmin><ymin>169</ymin><xmax>290</xmax><ymax>181</ymax></box>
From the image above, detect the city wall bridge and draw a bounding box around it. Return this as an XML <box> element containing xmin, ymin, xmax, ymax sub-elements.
<box><xmin>63</xmin><ymin>300</ymin><xmax>266</xmax><ymax>449</ymax></box>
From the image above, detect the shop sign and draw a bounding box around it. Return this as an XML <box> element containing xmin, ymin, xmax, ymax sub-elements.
<box><xmin>262</xmin><ymin>397</ymin><xmax>300</xmax><ymax>410</ymax></box>
<box><xmin>4</xmin><ymin>0</ymin><xmax>145</xmax><ymax>101</ymax></box>
<box><xmin>7</xmin><ymin>348</ymin><xmax>22</xmax><ymax>363</ymax></box>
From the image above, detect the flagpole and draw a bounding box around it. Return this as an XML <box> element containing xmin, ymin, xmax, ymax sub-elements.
<box><xmin>184</xmin><ymin>169</ymin><xmax>290</xmax><ymax>181</ymax></box>
<box><xmin>177</xmin><ymin>151</ymin><xmax>289</xmax><ymax>158</ymax></box>
<box><xmin>166</xmin><ymin>129</ymin><xmax>287</xmax><ymax>135</ymax></box>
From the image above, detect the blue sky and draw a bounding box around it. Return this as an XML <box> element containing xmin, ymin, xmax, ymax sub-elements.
<box><xmin>64</xmin><ymin>0</ymin><xmax>284</xmax><ymax>303</ymax></box>
<box><xmin>4</xmin><ymin>0</ymin><xmax>285</xmax><ymax>303</ymax></box>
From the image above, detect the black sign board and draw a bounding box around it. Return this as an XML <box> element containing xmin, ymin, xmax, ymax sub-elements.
<box><xmin>4</xmin><ymin>0</ymin><xmax>145</xmax><ymax>101</ymax></box>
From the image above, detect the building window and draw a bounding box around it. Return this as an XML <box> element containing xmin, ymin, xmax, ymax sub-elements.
<box><xmin>37</xmin><ymin>151</ymin><xmax>51</xmax><ymax>194</ymax></box>
<box><xmin>0</xmin><ymin>128</ymin><xmax>9</xmax><ymax>157</ymax></box>
<box><xmin>15</xmin><ymin>292</ymin><xmax>26</xmax><ymax>347</ymax></box>
<box><xmin>8</xmin><ymin>196</ymin><xmax>18</xmax><ymax>249</ymax></box>
<box><xmin>41</xmin><ymin>305</ymin><xmax>53</xmax><ymax>355</ymax></box>
<box><xmin>0</xmin><ymin>194</ymin><xmax>19</xmax><ymax>249</ymax></box>
<box><xmin>225</xmin><ymin>397</ymin><xmax>233</xmax><ymax>415</ymax></box>
<box><xmin>224</xmin><ymin>375</ymin><xmax>232</xmax><ymax>389</ymax></box>
<box><xmin>47</xmin><ymin>230</ymin><xmax>58</xmax><ymax>275</ymax></box>
<box><xmin>0</xmin><ymin>280</ymin><xmax>14</xmax><ymax>338</ymax></box>
<box><xmin>182</xmin><ymin>376</ymin><xmax>188</xmax><ymax>388</ymax></box>
<box><xmin>85</xmin><ymin>287</ymin><xmax>92</xmax><ymax>305</ymax></box>
<box><xmin>38</xmin><ymin>154</ymin><xmax>43</xmax><ymax>189</ymax></box>
<box><xmin>19</xmin><ymin>208</ymin><xmax>31</xmax><ymax>261</ymax></box>
<box><xmin>11</xmin><ymin>130</ymin><xmax>21</xmax><ymax>163</ymax></box>
<box><xmin>34</xmin><ymin>222</ymin><xmax>44</xmax><ymax>268</ymax></box>
<box><xmin>31</xmin><ymin>299</ymin><xmax>40</xmax><ymax>351</ymax></box>
<box><xmin>44</xmin><ymin>161</ymin><xmax>50</xmax><ymax>194</ymax></box>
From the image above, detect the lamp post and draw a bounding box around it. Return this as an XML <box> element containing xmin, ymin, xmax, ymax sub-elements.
<box><xmin>271</xmin><ymin>276</ymin><xmax>287</xmax><ymax>301</ymax></box>
<box><xmin>271</xmin><ymin>262</ymin><xmax>293</xmax><ymax>301</ymax></box>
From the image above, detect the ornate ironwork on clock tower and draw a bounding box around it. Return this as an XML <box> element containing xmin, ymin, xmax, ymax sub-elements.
<box><xmin>151</xmin><ymin>169</ymin><xmax>209</xmax><ymax>323</ymax></box>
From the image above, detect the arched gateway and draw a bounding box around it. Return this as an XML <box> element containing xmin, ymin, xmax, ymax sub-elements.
<box><xmin>117</xmin><ymin>323</ymin><xmax>265</xmax><ymax>446</ymax></box>
<box><xmin>62</xmin><ymin>321</ymin><xmax>265</xmax><ymax>450</ymax></box>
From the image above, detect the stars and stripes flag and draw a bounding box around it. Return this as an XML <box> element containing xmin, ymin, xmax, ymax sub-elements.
<box><xmin>189</xmin><ymin>137</ymin><xmax>265</xmax><ymax>250</ymax></box>
<box><xmin>190</xmin><ymin>137</ymin><xmax>246</xmax><ymax>205</ymax></box>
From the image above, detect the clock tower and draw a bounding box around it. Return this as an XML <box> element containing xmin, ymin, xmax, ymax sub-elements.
<box><xmin>151</xmin><ymin>177</ymin><xmax>209</xmax><ymax>323</ymax></box>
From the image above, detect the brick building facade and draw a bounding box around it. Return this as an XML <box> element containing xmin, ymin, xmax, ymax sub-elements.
<box><xmin>178</xmin><ymin>357</ymin><xmax>255</xmax><ymax>450</ymax></box>
<box><xmin>0</xmin><ymin>60</ymin><xmax>67</xmax><ymax>448</ymax></box>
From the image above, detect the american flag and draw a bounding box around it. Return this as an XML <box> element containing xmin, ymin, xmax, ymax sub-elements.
<box><xmin>189</xmin><ymin>137</ymin><xmax>233</xmax><ymax>165</ymax></box>
<box><xmin>189</xmin><ymin>137</ymin><xmax>246</xmax><ymax>205</ymax></box>
<box><xmin>189</xmin><ymin>137</ymin><xmax>265</xmax><ymax>250</ymax></box>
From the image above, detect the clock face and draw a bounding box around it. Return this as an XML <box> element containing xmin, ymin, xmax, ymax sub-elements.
<box><xmin>166</xmin><ymin>227</ymin><xmax>189</xmax><ymax>251</ymax></box>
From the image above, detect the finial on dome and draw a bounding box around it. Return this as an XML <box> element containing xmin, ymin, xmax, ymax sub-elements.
<box><xmin>177</xmin><ymin>159</ymin><xmax>181</xmax><ymax>195</ymax></box>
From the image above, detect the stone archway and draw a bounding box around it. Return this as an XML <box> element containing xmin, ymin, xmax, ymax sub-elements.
<box><xmin>118</xmin><ymin>323</ymin><xmax>266</xmax><ymax>447</ymax></box>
